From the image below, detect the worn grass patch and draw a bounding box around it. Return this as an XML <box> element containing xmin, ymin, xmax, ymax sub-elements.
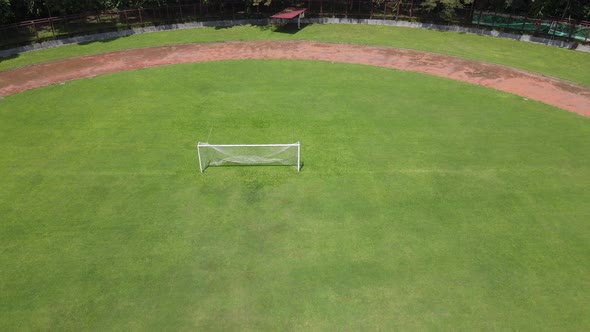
<box><xmin>1</xmin><ymin>24</ymin><xmax>589</xmax><ymax>85</ymax></box>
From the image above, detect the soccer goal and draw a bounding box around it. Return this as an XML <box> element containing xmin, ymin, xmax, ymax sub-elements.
<box><xmin>197</xmin><ymin>142</ymin><xmax>301</xmax><ymax>172</ymax></box>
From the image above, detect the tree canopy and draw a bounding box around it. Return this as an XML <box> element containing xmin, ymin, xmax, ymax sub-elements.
<box><xmin>1</xmin><ymin>0</ymin><xmax>588</xmax><ymax>25</ymax></box>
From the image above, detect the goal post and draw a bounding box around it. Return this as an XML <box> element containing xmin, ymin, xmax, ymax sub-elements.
<box><xmin>197</xmin><ymin>142</ymin><xmax>301</xmax><ymax>172</ymax></box>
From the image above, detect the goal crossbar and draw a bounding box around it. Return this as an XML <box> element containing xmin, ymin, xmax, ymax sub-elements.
<box><xmin>198</xmin><ymin>143</ymin><xmax>300</xmax><ymax>147</ymax></box>
<box><xmin>197</xmin><ymin>142</ymin><xmax>301</xmax><ymax>172</ymax></box>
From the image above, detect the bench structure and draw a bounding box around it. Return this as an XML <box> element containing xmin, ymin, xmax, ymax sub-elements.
<box><xmin>270</xmin><ymin>7</ymin><xmax>307</xmax><ymax>29</ymax></box>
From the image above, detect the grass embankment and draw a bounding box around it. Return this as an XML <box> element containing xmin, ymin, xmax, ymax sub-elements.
<box><xmin>1</xmin><ymin>24</ymin><xmax>590</xmax><ymax>86</ymax></box>
<box><xmin>1</xmin><ymin>61</ymin><xmax>589</xmax><ymax>330</ymax></box>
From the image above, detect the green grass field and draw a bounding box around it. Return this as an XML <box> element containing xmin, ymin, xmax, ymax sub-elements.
<box><xmin>1</xmin><ymin>59</ymin><xmax>589</xmax><ymax>330</ymax></box>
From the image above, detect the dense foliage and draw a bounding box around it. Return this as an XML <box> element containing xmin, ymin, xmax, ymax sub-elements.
<box><xmin>1</xmin><ymin>1</ymin><xmax>198</xmax><ymax>23</ymax></box>
<box><xmin>475</xmin><ymin>0</ymin><xmax>590</xmax><ymax>19</ymax></box>
<box><xmin>0</xmin><ymin>0</ymin><xmax>588</xmax><ymax>25</ymax></box>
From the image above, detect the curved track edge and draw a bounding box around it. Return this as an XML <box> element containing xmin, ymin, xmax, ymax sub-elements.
<box><xmin>1</xmin><ymin>41</ymin><xmax>589</xmax><ymax>117</ymax></box>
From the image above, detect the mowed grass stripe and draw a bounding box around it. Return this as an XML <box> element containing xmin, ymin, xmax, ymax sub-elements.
<box><xmin>0</xmin><ymin>61</ymin><xmax>589</xmax><ymax>330</ymax></box>
<box><xmin>1</xmin><ymin>24</ymin><xmax>589</xmax><ymax>86</ymax></box>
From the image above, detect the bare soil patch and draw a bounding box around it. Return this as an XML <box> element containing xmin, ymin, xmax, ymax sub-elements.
<box><xmin>1</xmin><ymin>41</ymin><xmax>589</xmax><ymax>117</ymax></box>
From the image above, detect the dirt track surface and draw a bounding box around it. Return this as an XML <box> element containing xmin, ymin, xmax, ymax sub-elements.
<box><xmin>1</xmin><ymin>40</ymin><xmax>589</xmax><ymax>117</ymax></box>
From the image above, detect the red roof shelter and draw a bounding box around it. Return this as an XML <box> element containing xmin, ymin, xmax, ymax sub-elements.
<box><xmin>270</xmin><ymin>7</ymin><xmax>307</xmax><ymax>29</ymax></box>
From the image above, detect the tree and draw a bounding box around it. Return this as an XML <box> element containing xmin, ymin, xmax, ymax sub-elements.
<box><xmin>421</xmin><ymin>0</ymin><xmax>475</xmax><ymax>20</ymax></box>
<box><xmin>0</xmin><ymin>0</ymin><xmax>14</xmax><ymax>24</ymax></box>
<box><xmin>529</xmin><ymin>0</ymin><xmax>589</xmax><ymax>20</ymax></box>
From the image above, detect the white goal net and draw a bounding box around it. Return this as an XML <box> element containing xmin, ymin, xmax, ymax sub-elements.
<box><xmin>197</xmin><ymin>142</ymin><xmax>301</xmax><ymax>172</ymax></box>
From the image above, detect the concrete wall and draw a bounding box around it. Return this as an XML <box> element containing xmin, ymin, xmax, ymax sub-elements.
<box><xmin>0</xmin><ymin>19</ymin><xmax>266</xmax><ymax>58</ymax></box>
<box><xmin>1</xmin><ymin>17</ymin><xmax>588</xmax><ymax>59</ymax></box>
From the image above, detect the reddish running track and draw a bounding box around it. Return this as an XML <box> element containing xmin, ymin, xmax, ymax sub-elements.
<box><xmin>1</xmin><ymin>41</ymin><xmax>589</xmax><ymax>117</ymax></box>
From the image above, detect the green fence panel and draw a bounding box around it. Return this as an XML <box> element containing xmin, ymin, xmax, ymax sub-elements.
<box><xmin>473</xmin><ymin>11</ymin><xmax>589</xmax><ymax>42</ymax></box>
<box><xmin>571</xmin><ymin>25</ymin><xmax>589</xmax><ymax>41</ymax></box>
